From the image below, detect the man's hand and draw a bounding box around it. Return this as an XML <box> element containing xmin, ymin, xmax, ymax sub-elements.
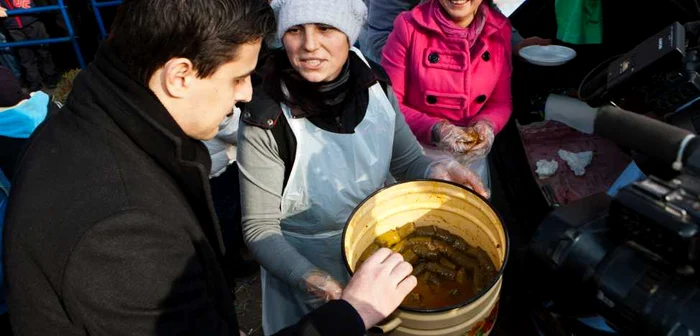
<box><xmin>0</xmin><ymin>7</ymin><xmax>8</xmax><ymax>18</ymax></box>
<box><xmin>342</xmin><ymin>248</ymin><xmax>417</xmax><ymax>329</ymax></box>
<box><xmin>515</xmin><ymin>36</ymin><xmax>553</xmax><ymax>54</ymax></box>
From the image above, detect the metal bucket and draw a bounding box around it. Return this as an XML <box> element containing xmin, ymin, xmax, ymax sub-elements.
<box><xmin>343</xmin><ymin>180</ymin><xmax>509</xmax><ymax>336</ymax></box>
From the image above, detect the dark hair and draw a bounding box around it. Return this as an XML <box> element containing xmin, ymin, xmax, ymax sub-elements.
<box><xmin>108</xmin><ymin>0</ymin><xmax>275</xmax><ymax>84</ymax></box>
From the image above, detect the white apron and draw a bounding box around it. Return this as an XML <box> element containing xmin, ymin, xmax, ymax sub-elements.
<box><xmin>261</xmin><ymin>48</ymin><xmax>396</xmax><ymax>335</ymax></box>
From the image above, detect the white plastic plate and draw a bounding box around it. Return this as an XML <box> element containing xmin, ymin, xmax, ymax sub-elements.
<box><xmin>519</xmin><ymin>45</ymin><xmax>577</xmax><ymax>66</ymax></box>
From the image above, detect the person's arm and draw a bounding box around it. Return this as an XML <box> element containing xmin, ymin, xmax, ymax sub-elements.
<box><xmin>236</xmin><ymin>122</ymin><xmax>319</xmax><ymax>291</ymax></box>
<box><xmin>511</xmin><ymin>26</ymin><xmax>524</xmax><ymax>49</ymax></box>
<box><xmin>363</xmin><ymin>0</ymin><xmax>418</xmax><ymax>62</ymax></box>
<box><xmin>62</xmin><ymin>210</ymin><xmax>234</xmax><ymax>335</ymax></box>
<box><xmin>61</xmin><ymin>210</ymin><xmax>370</xmax><ymax>336</ymax></box>
<box><xmin>470</xmin><ymin>26</ymin><xmax>513</xmax><ymax>134</ymax></box>
<box><xmin>385</xmin><ymin>85</ymin><xmax>433</xmax><ymax>180</ymax></box>
<box><xmin>381</xmin><ymin>13</ymin><xmax>442</xmax><ymax>145</ymax></box>
<box><xmin>385</xmin><ymin>85</ymin><xmax>489</xmax><ymax>197</ymax></box>
<box><xmin>273</xmin><ymin>300</ymin><xmax>365</xmax><ymax>335</ymax></box>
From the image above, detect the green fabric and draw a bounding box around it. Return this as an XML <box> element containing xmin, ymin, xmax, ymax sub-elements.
<box><xmin>555</xmin><ymin>0</ymin><xmax>603</xmax><ymax>44</ymax></box>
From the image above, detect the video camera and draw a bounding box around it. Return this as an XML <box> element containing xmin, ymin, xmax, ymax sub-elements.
<box><xmin>529</xmin><ymin>106</ymin><xmax>700</xmax><ymax>336</ymax></box>
<box><xmin>528</xmin><ymin>22</ymin><xmax>700</xmax><ymax>336</ymax></box>
<box><xmin>579</xmin><ymin>21</ymin><xmax>700</xmax><ymax>133</ymax></box>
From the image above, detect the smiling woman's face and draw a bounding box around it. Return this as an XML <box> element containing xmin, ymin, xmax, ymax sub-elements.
<box><xmin>282</xmin><ymin>23</ymin><xmax>350</xmax><ymax>83</ymax></box>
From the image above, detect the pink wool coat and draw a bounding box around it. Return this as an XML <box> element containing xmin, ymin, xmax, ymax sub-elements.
<box><xmin>381</xmin><ymin>1</ymin><xmax>513</xmax><ymax>144</ymax></box>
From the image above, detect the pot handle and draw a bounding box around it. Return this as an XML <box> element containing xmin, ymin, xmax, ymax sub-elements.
<box><xmin>368</xmin><ymin>316</ymin><xmax>402</xmax><ymax>334</ymax></box>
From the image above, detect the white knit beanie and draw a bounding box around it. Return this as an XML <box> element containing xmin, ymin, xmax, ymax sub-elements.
<box><xmin>270</xmin><ymin>0</ymin><xmax>368</xmax><ymax>46</ymax></box>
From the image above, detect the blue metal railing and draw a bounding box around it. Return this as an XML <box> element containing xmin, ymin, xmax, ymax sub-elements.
<box><xmin>90</xmin><ymin>0</ymin><xmax>123</xmax><ymax>40</ymax></box>
<box><xmin>0</xmin><ymin>0</ymin><xmax>85</xmax><ymax>68</ymax></box>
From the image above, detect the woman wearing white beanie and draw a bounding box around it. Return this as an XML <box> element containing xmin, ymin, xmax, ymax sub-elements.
<box><xmin>237</xmin><ymin>0</ymin><xmax>488</xmax><ymax>333</ymax></box>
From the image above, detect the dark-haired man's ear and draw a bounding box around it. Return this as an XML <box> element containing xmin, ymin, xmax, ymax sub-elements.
<box><xmin>159</xmin><ymin>58</ymin><xmax>197</xmax><ymax>99</ymax></box>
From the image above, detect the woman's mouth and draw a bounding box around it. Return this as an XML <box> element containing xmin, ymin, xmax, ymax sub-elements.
<box><xmin>300</xmin><ymin>58</ymin><xmax>325</xmax><ymax>69</ymax></box>
<box><xmin>448</xmin><ymin>0</ymin><xmax>469</xmax><ymax>5</ymax></box>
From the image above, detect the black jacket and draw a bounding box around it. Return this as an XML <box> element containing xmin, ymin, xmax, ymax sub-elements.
<box><xmin>3</xmin><ymin>45</ymin><xmax>364</xmax><ymax>336</ymax></box>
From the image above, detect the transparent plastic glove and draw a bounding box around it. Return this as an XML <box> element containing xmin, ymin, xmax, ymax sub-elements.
<box><xmin>342</xmin><ymin>248</ymin><xmax>417</xmax><ymax>329</ymax></box>
<box><xmin>433</xmin><ymin>122</ymin><xmax>479</xmax><ymax>154</ymax></box>
<box><xmin>428</xmin><ymin>158</ymin><xmax>489</xmax><ymax>198</ymax></box>
<box><xmin>303</xmin><ymin>270</ymin><xmax>344</xmax><ymax>308</ymax></box>
<box><xmin>459</xmin><ymin>121</ymin><xmax>496</xmax><ymax>164</ymax></box>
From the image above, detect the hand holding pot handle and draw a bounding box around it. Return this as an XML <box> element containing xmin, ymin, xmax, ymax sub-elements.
<box><xmin>341</xmin><ymin>248</ymin><xmax>417</xmax><ymax>330</ymax></box>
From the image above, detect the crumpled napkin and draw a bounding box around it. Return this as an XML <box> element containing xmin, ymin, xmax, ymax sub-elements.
<box><xmin>535</xmin><ymin>160</ymin><xmax>559</xmax><ymax>179</ymax></box>
<box><xmin>558</xmin><ymin>149</ymin><xmax>593</xmax><ymax>176</ymax></box>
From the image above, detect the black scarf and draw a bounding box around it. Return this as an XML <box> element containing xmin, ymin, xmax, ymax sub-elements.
<box><xmin>261</xmin><ymin>49</ymin><xmax>377</xmax><ymax>133</ymax></box>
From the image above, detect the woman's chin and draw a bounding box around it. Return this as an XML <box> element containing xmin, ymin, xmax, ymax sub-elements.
<box><xmin>298</xmin><ymin>71</ymin><xmax>329</xmax><ymax>83</ymax></box>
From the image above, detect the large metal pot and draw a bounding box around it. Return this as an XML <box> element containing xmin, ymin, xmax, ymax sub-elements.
<box><xmin>342</xmin><ymin>180</ymin><xmax>509</xmax><ymax>336</ymax></box>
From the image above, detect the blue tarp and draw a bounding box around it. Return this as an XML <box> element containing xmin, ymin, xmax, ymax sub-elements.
<box><xmin>0</xmin><ymin>91</ymin><xmax>49</xmax><ymax>139</ymax></box>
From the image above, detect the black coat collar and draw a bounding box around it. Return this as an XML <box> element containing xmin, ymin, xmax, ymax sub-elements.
<box><xmin>67</xmin><ymin>45</ymin><xmax>228</xmax><ymax>260</ymax></box>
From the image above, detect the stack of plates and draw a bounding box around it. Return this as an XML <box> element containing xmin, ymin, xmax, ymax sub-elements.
<box><xmin>519</xmin><ymin>45</ymin><xmax>577</xmax><ymax>67</ymax></box>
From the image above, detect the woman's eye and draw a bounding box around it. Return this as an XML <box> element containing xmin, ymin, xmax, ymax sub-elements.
<box><xmin>287</xmin><ymin>27</ymin><xmax>300</xmax><ymax>34</ymax></box>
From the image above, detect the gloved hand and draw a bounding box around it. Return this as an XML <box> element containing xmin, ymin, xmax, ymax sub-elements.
<box><xmin>428</xmin><ymin>158</ymin><xmax>489</xmax><ymax>198</ymax></box>
<box><xmin>433</xmin><ymin>122</ymin><xmax>479</xmax><ymax>154</ymax></box>
<box><xmin>457</xmin><ymin>121</ymin><xmax>495</xmax><ymax>165</ymax></box>
<box><xmin>303</xmin><ymin>270</ymin><xmax>344</xmax><ymax>307</ymax></box>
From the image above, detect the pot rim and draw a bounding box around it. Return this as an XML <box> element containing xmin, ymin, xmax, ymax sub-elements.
<box><xmin>342</xmin><ymin>179</ymin><xmax>511</xmax><ymax>314</ymax></box>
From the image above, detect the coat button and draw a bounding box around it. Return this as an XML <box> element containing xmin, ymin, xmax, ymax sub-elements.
<box><xmin>428</xmin><ymin>52</ymin><xmax>440</xmax><ymax>64</ymax></box>
<box><xmin>426</xmin><ymin>95</ymin><xmax>438</xmax><ymax>104</ymax></box>
<box><xmin>476</xmin><ymin>95</ymin><xmax>487</xmax><ymax>103</ymax></box>
<box><xmin>266</xmin><ymin>119</ymin><xmax>274</xmax><ymax>126</ymax></box>
<box><xmin>244</xmin><ymin>112</ymin><xmax>251</xmax><ymax>118</ymax></box>
<box><xmin>482</xmin><ymin>51</ymin><xmax>491</xmax><ymax>62</ymax></box>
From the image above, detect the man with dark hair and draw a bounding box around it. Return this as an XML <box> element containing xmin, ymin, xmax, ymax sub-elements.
<box><xmin>3</xmin><ymin>0</ymin><xmax>416</xmax><ymax>335</ymax></box>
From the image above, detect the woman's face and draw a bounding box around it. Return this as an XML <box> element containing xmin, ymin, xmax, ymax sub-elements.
<box><xmin>437</xmin><ymin>0</ymin><xmax>484</xmax><ymax>28</ymax></box>
<box><xmin>283</xmin><ymin>23</ymin><xmax>350</xmax><ymax>83</ymax></box>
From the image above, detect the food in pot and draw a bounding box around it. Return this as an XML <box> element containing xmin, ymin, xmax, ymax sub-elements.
<box><xmin>357</xmin><ymin>243</ymin><xmax>379</xmax><ymax>264</ymax></box>
<box><xmin>396</xmin><ymin>222</ymin><xmax>416</xmax><ymax>238</ymax></box>
<box><xmin>425</xmin><ymin>262</ymin><xmax>456</xmax><ymax>280</ymax></box>
<box><xmin>357</xmin><ymin>224</ymin><xmax>498</xmax><ymax>309</ymax></box>
<box><xmin>400</xmin><ymin>248</ymin><xmax>420</xmax><ymax>264</ymax></box>
<box><xmin>375</xmin><ymin>229</ymin><xmax>402</xmax><ymax>247</ymax></box>
<box><xmin>390</xmin><ymin>240</ymin><xmax>407</xmax><ymax>253</ymax></box>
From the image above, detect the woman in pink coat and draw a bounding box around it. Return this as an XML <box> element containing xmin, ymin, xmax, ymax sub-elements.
<box><xmin>381</xmin><ymin>0</ymin><xmax>513</xmax><ymax>190</ymax></box>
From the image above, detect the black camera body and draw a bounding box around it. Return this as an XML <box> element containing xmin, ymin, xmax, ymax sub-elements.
<box><xmin>529</xmin><ymin>176</ymin><xmax>700</xmax><ymax>336</ymax></box>
<box><xmin>528</xmin><ymin>106</ymin><xmax>700</xmax><ymax>335</ymax></box>
<box><xmin>611</xmin><ymin>175</ymin><xmax>700</xmax><ymax>270</ymax></box>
